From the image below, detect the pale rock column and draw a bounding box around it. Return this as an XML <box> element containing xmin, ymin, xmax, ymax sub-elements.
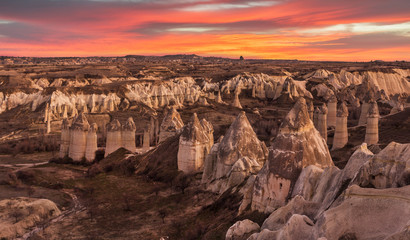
<box><xmin>318</xmin><ymin>103</ymin><xmax>328</xmax><ymax>142</ymax></box>
<box><xmin>46</xmin><ymin>110</ymin><xmax>51</xmax><ymax>134</ymax></box>
<box><xmin>44</xmin><ymin>103</ymin><xmax>49</xmax><ymax>123</ymax></box>
<box><xmin>332</xmin><ymin>102</ymin><xmax>349</xmax><ymax>150</ymax></box>
<box><xmin>152</xmin><ymin>96</ymin><xmax>159</xmax><ymax>108</ymax></box>
<box><xmin>85</xmin><ymin>123</ymin><xmax>98</xmax><ymax>162</ymax></box>
<box><xmin>122</xmin><ymin>117</ymin><xmax>137</xmax><ymax>152</ymax></box>
<box><xmin>82</xmin><ymin>104</ymin><xmax>88</xmax><ymax>113</ymax></box>
<box><xmin>105</xmin><ymin>119</ymin><xmax>122</xmax><ymax>157</ymax></box>
<box><xmin>365</xmin><ymin>102</ymin><xmax>379</xmax><ymax>145</ymax></box>
<box><xmin>69</xmin><ymin>113</ymin><xmax>89</xmax><ymax>161</ymax></box>
<box><xmin>142</xmin><ymin>129</ymin><xmax>150</xmax><ymax>152</ymax></box>
<box><xmin>358</xmin><ymin>102</ymin><xmax>371</xmax><ymax>126</ymax></box>
<box><xmin>59</xmin><ymin>118</ymin><xmax>71</xmax><ymax>158</ymax></box>
<box><xmin>232</xmin><ymin>92</ymin><xmax>242</xmax><ymax>109</ymax></box>
<box><xmin>327</xmin><ymin>95</ymin><xmax>337</xmax><ymax>128</ymax></box>
<box><xmin>216</xmin><ymin>91</ymin><xmax>224</xmax><ymax>104</ymax></box>
<box><xmin>71</xmin><ymin>106</ymin><xmax>78</xmax><ymax>118</ymax></box>
<box><xmin>177</xmin><ymin>113</ymin><xmax>212</xmax><ymax>173</ymax></box>
<box><xmin>108</xmin><ymin>99</ymin><xmax>115</xmax><ymax>112</ymax></box>
<box><xmin>62</xmin><ymin>105</ymin><xmax>68</xmax><ymax>119</ymax></box>
<box><xmin>252</xmin><ymin>85</ymin><xmax>256</xmax><ymax>98</ymax></box>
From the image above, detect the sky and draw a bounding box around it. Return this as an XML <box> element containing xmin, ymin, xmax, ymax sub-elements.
<box><xmin>0</xmin><ymin>0</ymin><xmax>410</xmax><ymax>61</ymax></box>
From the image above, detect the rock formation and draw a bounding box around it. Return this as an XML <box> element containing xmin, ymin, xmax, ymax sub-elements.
<box><xmin>202</xmin><ymin>111</ymin><xmax>268</xmax><ymax>193</ymax></box>
<box><xmin>216</xmin><ymin>91</ymin><xmax>224</xmax><ymax>104</ymax></box>
<box><xmin>105</xmin><ymin>119</ymin><xmax>122</xmax><ymax>157</ymax></box>
<box><xmin>68</xmin><ymin>113</ymin><xmax>89</xmax><ymax>161</ymax></box>
<box><xmin>358</xmin><ymin>93</ymin><xmax>374</xmax><ymax>126</ymax></box>
<box><xmin>158</xmin><ymin>107</ymin><xmax>184</xmax><ymax>143</ymax></box>
<box><xmin>332</xmin><ymin>102</ymin><xmax>349</xmax><ymax>150</ymax></box>
<box><xmin>327</xmin><ymin>95</ymin><xmax>337</xmax><ymax>127</ymax></box>
<box><xmin>317</xmin><ymin>103</ymin><xmax>328</xmax><ymax>142</ymax></box>
<box><xmin>85</xmin><ymin>123</ymin><xmax>98</xmax><ymax>162</ymax></box>
<box><xmin>59</xmin><ymin>118</ymin><xmax>70</xmax><ymax>158</ymax></box>
<box><xmin>226</xmin><ymin>219</ymin><xmax>260</xmax><ymax>240</ymax></box>
<box><xmin>308</xmin><ymin>101</ymin><xmax>314</xmax><ymax>120</ymax></box>
<box><xmin>251</xmin><ymin>98</ymin><xmax>333</xmax><ymax>213</ymax></box>
<box><xmin>46</xmin><ymin>109</ymin><xmax>51</xmax><ymax>133</ymax></box>
<box><xmin>232</xmin><ymin>91</ymin><xmax>242</xmax><ymax>109</ymax></box>
<box><xmin>313</xmin><ymin>107</ymin><xmax>319</xmax><ymax>128</ymax></box>
<box><xmin>364</xmin><ymin>102</ymin><xmax>379</xmax><ymax>145</ymax></box>
<box><xmin>177</xmin><ymin>113</ymin><xmax>214</xmax><ymax>173</ymax></box>
<box><xmin>122</xmin><ymin>117</ymin><xmax>137</xmax><ymax>152</ymax></box>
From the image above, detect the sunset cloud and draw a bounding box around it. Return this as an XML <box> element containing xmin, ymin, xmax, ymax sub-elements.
<box><xmin>0</xmin><ymin>0</ymin><xmax>409</xmax><ymax>60</ymax></box>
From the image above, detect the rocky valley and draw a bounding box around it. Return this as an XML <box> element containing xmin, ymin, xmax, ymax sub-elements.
<box><xmin>0</xmin><ymin>55</ymin><xmax>409</xmax><ymax>240</ymax></box>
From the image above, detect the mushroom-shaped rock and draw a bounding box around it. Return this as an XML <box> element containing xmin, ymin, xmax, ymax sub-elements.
<box><xmin>332</xmin><ymin>102</ymin><xmax>349</xmax><ymax>150</ymax></box>
<box><xmin>69</xmin><ymin>113</ymin><xmax>90</xmax><ymax>161</ymax></box>
<box><xmin>105</xmin><ymin>119</ymin><xmax>122</xmax><ymax>157</ymax></box>
<box><xmin>364</xmin><ymin>102</ymin><xmax>379</xmax><ymax>145</ymax></box>
<box><xmin>122</xmin><ymin>117</ymin><xmax>136</xmax><ymax>152</ymax></box>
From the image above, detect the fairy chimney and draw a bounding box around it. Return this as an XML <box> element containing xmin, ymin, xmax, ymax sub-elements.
<box><xmin>105</xmin><ymin>119</ymin><xmax>122</xmax><ymax>157</ymax></box>
<box><xmin>122</xmin><ymin>117</ymin><xmax>137</xmax><ymax>152</ymax></box>
<box><xmin>332</xmin><ymin>102</ymin><xmax>349</xmax><ymax>150</ymax></box>
<box><xmin>85</xmin><ymin>123</ymin><xmax>98</xmax><ymax>162</ymax></box>
<box><xmin>364</xmin><ymin>102</ymin><xmax>379</xmax><ymax>145</ymax></box>
<box><xmin>69</xmin><ymin>113</ymin><xmax>89</xmax><ymax>161</ymax></box>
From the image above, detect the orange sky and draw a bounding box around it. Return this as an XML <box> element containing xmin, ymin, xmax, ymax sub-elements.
<box><xmin>1</xmin><ymin>0</ymin><xmax>410</xmax><ymax>61</ymax></box>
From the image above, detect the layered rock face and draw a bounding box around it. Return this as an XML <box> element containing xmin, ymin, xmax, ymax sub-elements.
<box><xmin>251</xmin><ymin>98</ymin><xmax>333</xmax><ymax>213</ymax></box>
<box><xmin>59</xmin><ymin>118</ymin><xmax>71</xmax><ymax>158</ymax></box>
<box><xmin>332</xmin><ymin>102</ymin><xmax>349</xmax><ymax>150</ymax></box>
<box><xmin>69</xmin><ymin>113</ymin><xmax>90</xmax><ymax>161</ymax></box>
<box><xmin>177</xmin><ymin>113</ymin><xmax>214</xmax><ymax>173</ymax></box>
<box><xmin>327</xmin><ymin>95</ymin><xmax>337</xmax><ymax>127</ymax></box>
<box><xmin>202</xmin><ymin>111</ymin><xmax>268</xmax><ymax>193</ymax></box>
<box><xmin>158</xmin><ymin>108</ymin><xmax>184</xmax><ymax>143</ymax></box>
<box><xmin>122</xmin><ymin>117</ymin><xmax>137</xmax><ymax>152</ymax></box>
<box><xmin>85</xmin><ymin>123</ymin><xmax>98</xmax><ymax>162</ymax></box>
<box><xmin>317</xmin><ymin>103</ymin><xmax>328</xmax><ymax>142</ymax></box>
<box><xmin>105</xmin><ymin>119</ymin><xmax>122</xmax><ymax>157</ymax></box>
<box><xmin>364</xmin><ymin>102</ymin><xmax>379</xmax><ymax>145</ymax></box>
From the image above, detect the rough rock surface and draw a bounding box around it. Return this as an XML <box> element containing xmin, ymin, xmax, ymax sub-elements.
<box><xmin>122</xmin><ymin>117</ymin><xmax>137</xmax><ymax>152</ymax></box>
<box><xmin>365</xmin><ymin>102</ymin><xmax>379</xmax><ymax>145</ymax></box>
<box><xmin>225</xmin><ymin>219</ymin><xmax>260</xmax><ymax>240</ymax></box>
<box><xmin>0</xmin><ymin>198</ymin><xmax>61</xmax><ymax>239</ymax></box>
<box><xmin>177</xmin><ymin>113</ymin><xmax>214</xmax><ymax>173</ymax></box>
<box><xmin>201</xmin><ymin>111</ymin><xmax>268</xmax><ymax>193</ymax></box>
<box><xmin>85</xmin><ymin>123</ymin><xmax>98</xmax><ymax>162</ymax></box>
<box><xmin>69</xmin><ymin>113</ymin><xmax>89</xmax><ymax>161</ymax></box>
<box><xmin>105</xmin><ymin>119</ymin><xmax>122</xmax><ymax>157</ymax></box>
<box><xmin>158</xmin><ymin>108</ymin><xmax>184</xmax><ymax>143</ymax></box>
<box><xmin>251</xmin><ymin>98</ymin><xmax>333</xmax><ymax>213</ymax></box>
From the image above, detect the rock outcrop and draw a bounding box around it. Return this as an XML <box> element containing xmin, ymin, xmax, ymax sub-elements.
<box><xmin>158</xmin><ymin>108</ymin><xmax>184</xmax><ymax>143</ymax></box>
<box><xmin>68</xmin><ymin>113</ymin><xmax>89</xmax><ymax>161</ymax></box>
<box><xmin>59</xmin><ymin>118</ymin><xmax>70</xmax><ymax>158</ymax></box>
<box><xmin>226</xmin><ymin>219</ymin><xmax>260</xmax><ymax>240</ymax></box>
<box><xmin>364</xmin><ymin>102</ymin><xmax>379</xmax><ymax>145</ymax></box>
<box><xmin>177</xmin><ymin>113</ymin><xmax>214</xmax><ymax>173</ymax></box>
<box><xmin>317</xmin><ymin>103</ymin><xmax>328</xmax><ymax>142</ymax></box>
<box><xmin>105</xmin><ymin>119</ymin><xmax>122</xmax><ymax>157</ymax></box>
<box><xmin>202</xmin><ymin>111</ymin><xmax>268</xmax><ymax>193</ymax></box>
<box><xmin>232</xmin><ymin>92</ymin><xmax>243</xmax><ymax>109</ymax></box>
<box><xmin>85</xmin><ymin>123</ymin><xmax>98</xmax><ymax>162</ymax></box>
<box><xmin>332</xmin><ymin>102</ymin><xmax>349</xmax><ymax>150</ymax></box>
<box><xmin>327</xmin><ymin>95</ymin><xmax>337</xmax><ymax>128</ymax></box>
<box><xmin>122</xmin><ymin>117</ymin><xmax>137</xmax><ymax>152</ymax></box>
<box><xmin>251</xmin><ymin>98</ymin><xmax>333</xmax><ymax>213</ymax></box>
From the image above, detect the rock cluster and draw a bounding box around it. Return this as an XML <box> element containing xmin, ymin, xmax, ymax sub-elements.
<box><xmin>177</xmin><ymin>113</ymin><xmax>214</xmax><ymax>173</ymax></box>
<box><xmin>251</xmin><ymin>98</ymin><xmax>333</xmax><ymax>213</ymax></box>
<box><xmin>202</xmin><ymin>111</ymin><xmax>268</xmax><ymax>193</ymax></box>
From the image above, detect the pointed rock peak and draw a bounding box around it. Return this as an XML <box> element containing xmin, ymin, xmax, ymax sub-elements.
<box><xmin>355</xmin><ymin>143</ymin><xmax>373</xmax><ymax>156</ymax></box>
<box><xmin>181</xmin><ymin>113</ymin><xmax>208</xmax><ymax>142</ymax></box>
<box><xmin>320</xmin><ymin>103</ymin><xmax>328</xmax><ymax>114</ymax></box>
<box><xmin>200</xmin><ymin>118</ymin><xmax>213</xmax><ymax>133</ymax></box>
<box><xmin>337</xmin><ymin>102</ymin><xmax>349</xmax><ymax>117</ymax></box>
<box><xmin>107</xmin><ymin>119</ymin><xmax>121</xmax><ymax>131</ymax></box>
<box><xmin>123</xmin><ymin>117</ymin><xmax>136</xmax><ymax>131</ymax></box>
<box><xmin>190</xmin><ymin>113</ymin><xmax>200</xmax><ymax>126</ymax></box>
<box><xmin>89</xmin><ymin>123</ymin><xmax>98</xmax><ymax>132</ymax></box>
<box><xmin>368</xmin><ymin>101</ymin><xmax>379</xmax><ymax>117</ymax></box>
<box><xmin>71</xmin><ymin>113</ymin><xmax>89</xmax><ymax>131</ymax></box>
<box><xmin>280</xmin><ymin>98</ymin><xmax>312</xmax><ymax>132</ymax></box>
